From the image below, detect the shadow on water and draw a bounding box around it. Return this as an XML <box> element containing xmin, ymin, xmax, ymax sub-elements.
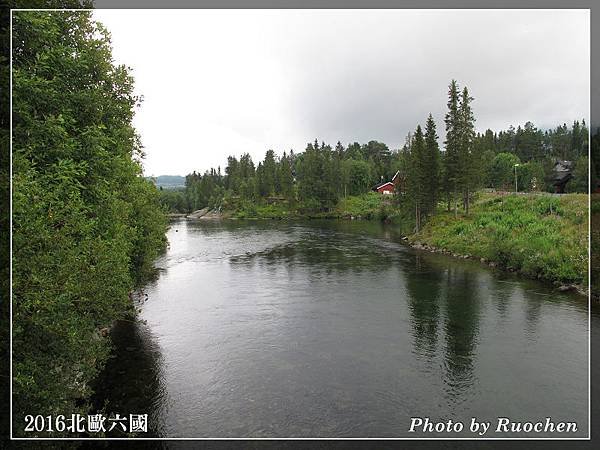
<box><xmin>89</xmin><ymin>317</ymin><xmax>167</xmax><ymax>438</ymax></box>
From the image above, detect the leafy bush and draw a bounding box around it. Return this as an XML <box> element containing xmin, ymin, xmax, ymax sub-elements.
<box><xmin>12</xmin><ymin>10</ymin><xmax>167</xmax><ymax>434</ymax></box>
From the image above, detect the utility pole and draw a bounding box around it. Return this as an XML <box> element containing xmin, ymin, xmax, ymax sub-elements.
<box><xmin>514</xmin><ymin>163</ymin><xmax>520</xmax><ymax>193</ymax></box>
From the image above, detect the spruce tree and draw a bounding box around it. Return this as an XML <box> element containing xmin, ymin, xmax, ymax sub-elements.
<box><xmin>263</xmin><ymin>149</ymin><xmax>277</xmax><ymax>195</ymax></box>
<box><xmin>443</xmin><ymin>80</ymin><xmax>461</xmax><ymax>213</ymax></box>
<box><xmin>457</xmin><ymin>86</ymin><xmax>476</xmax><ymax>215</ymax></box>
<box><xmin>335</xmin><ymin>141</ymin><xmax>345</xmax><ymax>158</ymax></box>
<box><xmin>408</xmin><ymin>125</ymin><xmax>427</xmax><ymax>231</ymax></box>
<box><xmin>279</xmin><ymin>151</ymin><xmax>294</xmax><ymax>200</ymax></box>
<box><xmin>424</xmin><ymin>113</ymin><xmax>440</xmax><ymax>216</ymax></box>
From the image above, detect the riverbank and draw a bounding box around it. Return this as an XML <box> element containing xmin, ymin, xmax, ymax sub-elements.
<box><xmin>183</xmin><ymin>191</ymin><xmax>588</xmax><ymax>291</ymax></box>
<box><xmin>409</xmin><ymin>192</ymin><xmax>588</xmax><ymax>291</ymax></box>
<box><xmin>221</xmin><ymin>192</ymin><xmax>403</xmax><ymax>222</ymax></box>
<box><xmin>592</xmin><ymin>194</ymin><xmax>600</xmax><ymax>300</ymax></box>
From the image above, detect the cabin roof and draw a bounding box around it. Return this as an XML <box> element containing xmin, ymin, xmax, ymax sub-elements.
<box><xmin>374</xmin><ymin>181</ymin><xmax>394</xmax><ymax>190</ymax></box>
<box><xmin>553</xmin><ymin>160</ymin><xmax>573</xmax><ymax>172</ymax></box>
<box><xmin>551</xmin><ymin>160</ymin><xmax>574</xmax><ymax>185</ymax></box>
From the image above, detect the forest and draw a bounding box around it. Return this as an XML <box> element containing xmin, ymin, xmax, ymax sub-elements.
<box><xmin>11</xmin><ymin>9</ymin><xmax>167</xmax><ymax>435</ymax></box>
<box><xmin>160</xmin><ymin>83</ymin><xmax>590</xmax><ymax>226</ymax></box>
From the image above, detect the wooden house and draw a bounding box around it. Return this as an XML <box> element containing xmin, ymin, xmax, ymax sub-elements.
<box><xmin>373</xmin><ymin>181</ymin><xmax>395</xmax><ymax>195</ymax></box>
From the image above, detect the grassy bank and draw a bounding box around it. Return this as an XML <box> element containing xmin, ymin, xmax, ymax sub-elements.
<box><xmin>591</xmin><ymin>194</ymin><xmax>600</xmax><ymax>297</ymax></box>
<box><xmin>412</xmin><ymin>192</ymin><xmax>588</xmax><ymax>286</ymax></box>
<box><xmin>225</xmin><ymin>192</ymin><xmax>395</xmax><ymax>220</ymax></box>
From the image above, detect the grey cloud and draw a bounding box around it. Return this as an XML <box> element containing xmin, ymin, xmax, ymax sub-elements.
<box><xmin>95</xmin><ymin>9</ymin><xmax>589</xmax><ymax>175</ymax></box>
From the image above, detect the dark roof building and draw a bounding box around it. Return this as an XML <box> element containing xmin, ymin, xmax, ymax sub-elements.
<box><xmin>551</xmin><ymin>160</ymin><xmax>573</xmax><ymax>194</ymax></box>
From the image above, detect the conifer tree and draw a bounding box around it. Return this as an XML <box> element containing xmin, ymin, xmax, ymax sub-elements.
<box><xmin>335</xmin><ymin>141</ymin><xmax>345</xmax><ymax>158</ymax></box>
<box><xmin>407</xmin><ymin>125</ymin><xmax>427</xmax><ymax>231</ymax></box>
<box><xmin>225</xmin><ymin>156</ymin><xmax>240</xmax><ymax>193</ymax></box>
<box><xmin>457</xmin><ymin>86</ymin><xmax>476</xmax><ymax>214</ymax></box>
<box><xmin>443</xmin><ymin>80</ymin><xmax>461</xmax><ymax>212</ymax></box>
<box><xmin>424</xmin><ymin>113</ymin><xmax>440</xmax><ymax>215</ymax></box>
<box><xmin>279</xmin><ymin>151</ymin><xmax>294</xmax><ymax>200</ymax></box>
<box><xmin>262</xmin><ymin>149</ymin><xmax>277</xmax><ymax>195</ymax></box>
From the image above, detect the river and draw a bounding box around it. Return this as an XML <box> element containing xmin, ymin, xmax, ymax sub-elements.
<box><xmin>92</xmin><ymin>218</ymin><xmax>592</xmax><ymax>438</ymax></box>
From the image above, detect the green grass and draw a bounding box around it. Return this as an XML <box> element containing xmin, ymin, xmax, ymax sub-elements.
<box><xmin>227</xmin><ymin>193</ymin><xmax>393</xmax><ymax>220</ymax></box>
<box><xmin>591</xmin><ymin>194</ymin><xmax>600</xmax><ymax>297</ymax></box>
<box><xmin>413</xmin><ymin>192</ymin><xmax>588</xmax><ymax>285</ymax></box>
<box><xmin>231</xmin><ymin>200</ymin><xmax>299</xmax><ymax>219</ymax></box>
<box><xmin>335</xmin><ymin>192</ymin><xmax>389</xmax><ymax>219</ymax></box>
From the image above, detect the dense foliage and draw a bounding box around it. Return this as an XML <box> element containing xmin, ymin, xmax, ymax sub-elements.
<box><xmin>162</xmin><ymin>141</ymin><xmax>399</xmax><ymax>214</ymax></box>
<box><xmin>12</xmin><ymin>10</ymin><xmax>167</xmax><ymax>434</ymax></box>
<box><xmin>0</xmin><ymin>3</ymin><xmax>10</xmax><ymax>444</ymax></box>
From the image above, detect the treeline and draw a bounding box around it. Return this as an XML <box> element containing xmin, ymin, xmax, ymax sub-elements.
<box><xmin>473</xmin><ymin>119</ymin><xmax>589</xmax><ymax>193</ymax></box>
<box><xmin>162</xmin><ymin>81</ymin><xmax>589</xmax><ymax>216</ymax></box>
<box><xmin>164</xmin><ymin>141</ymin><xmax>398</xmax><ymax>213</ymax></box>
<box><xmin>12</xmin><ymin>10</ymin><xmax>167</xmax><ymax>433</ymax></box>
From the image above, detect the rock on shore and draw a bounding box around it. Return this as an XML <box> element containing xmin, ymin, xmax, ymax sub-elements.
<box><xmin>187</xmin><ymin>208</ymin><xmax>223</xmax><ymax>220</ymax></box>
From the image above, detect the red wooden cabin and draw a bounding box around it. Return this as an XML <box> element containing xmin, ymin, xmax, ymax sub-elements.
<box><xmin>374</xmin><ymin>181</ymin><xmax>395</xmax><ymax>195</ymax></box>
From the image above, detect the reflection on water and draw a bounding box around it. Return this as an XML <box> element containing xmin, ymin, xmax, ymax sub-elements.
<box><xmin>93</xmin><ymin>219</ymin><xmax>591</xmax><ymax>438</ymax></box>
<box><xmin>406</xmin><ymin>254</ymin><xmax>442</xmax><ymax>362</ymax></box>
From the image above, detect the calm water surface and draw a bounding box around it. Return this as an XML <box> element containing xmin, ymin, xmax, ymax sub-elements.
<box><xmin>94</xmin><ymin>219</ymin><xmax>591</xmax><ymax>438</ymax></box>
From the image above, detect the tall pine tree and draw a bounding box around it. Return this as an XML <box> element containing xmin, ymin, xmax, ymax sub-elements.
<box><xmin>424</xmin><ymin>113</ymin><xmax>440</xmax><ymax>216</ymax></box>
<box><xmin>407</xmin><ymin>125</ymin><xmax>427</xmax><ymax>232</ymax></box>
<box><xmin>457</xmin><ymin>86</ymin><xmax>477</xmax><ymax>215</ymax></box>
<box><xmin>443</xmin><ymin>80</ymin><xmax>461</xmax><ymax>213</ymax></box>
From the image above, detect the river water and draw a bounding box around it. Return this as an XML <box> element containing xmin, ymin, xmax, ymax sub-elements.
<box><xmin>93</xmin><ymin>218</ymin><xmax>592</xmax><ymax>438</ymax></box>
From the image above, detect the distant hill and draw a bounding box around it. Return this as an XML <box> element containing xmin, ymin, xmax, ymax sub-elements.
<box><xmin>148</xmin><ymin>175</ymin><xmax>186</xmax><ymax>189</ymax></box>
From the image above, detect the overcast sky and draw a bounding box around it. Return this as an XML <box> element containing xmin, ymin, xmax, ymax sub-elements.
<box><xmin>94</xmin><ymin>9</ymin><xmax>589</xmax><ymax>177</ymax></box>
